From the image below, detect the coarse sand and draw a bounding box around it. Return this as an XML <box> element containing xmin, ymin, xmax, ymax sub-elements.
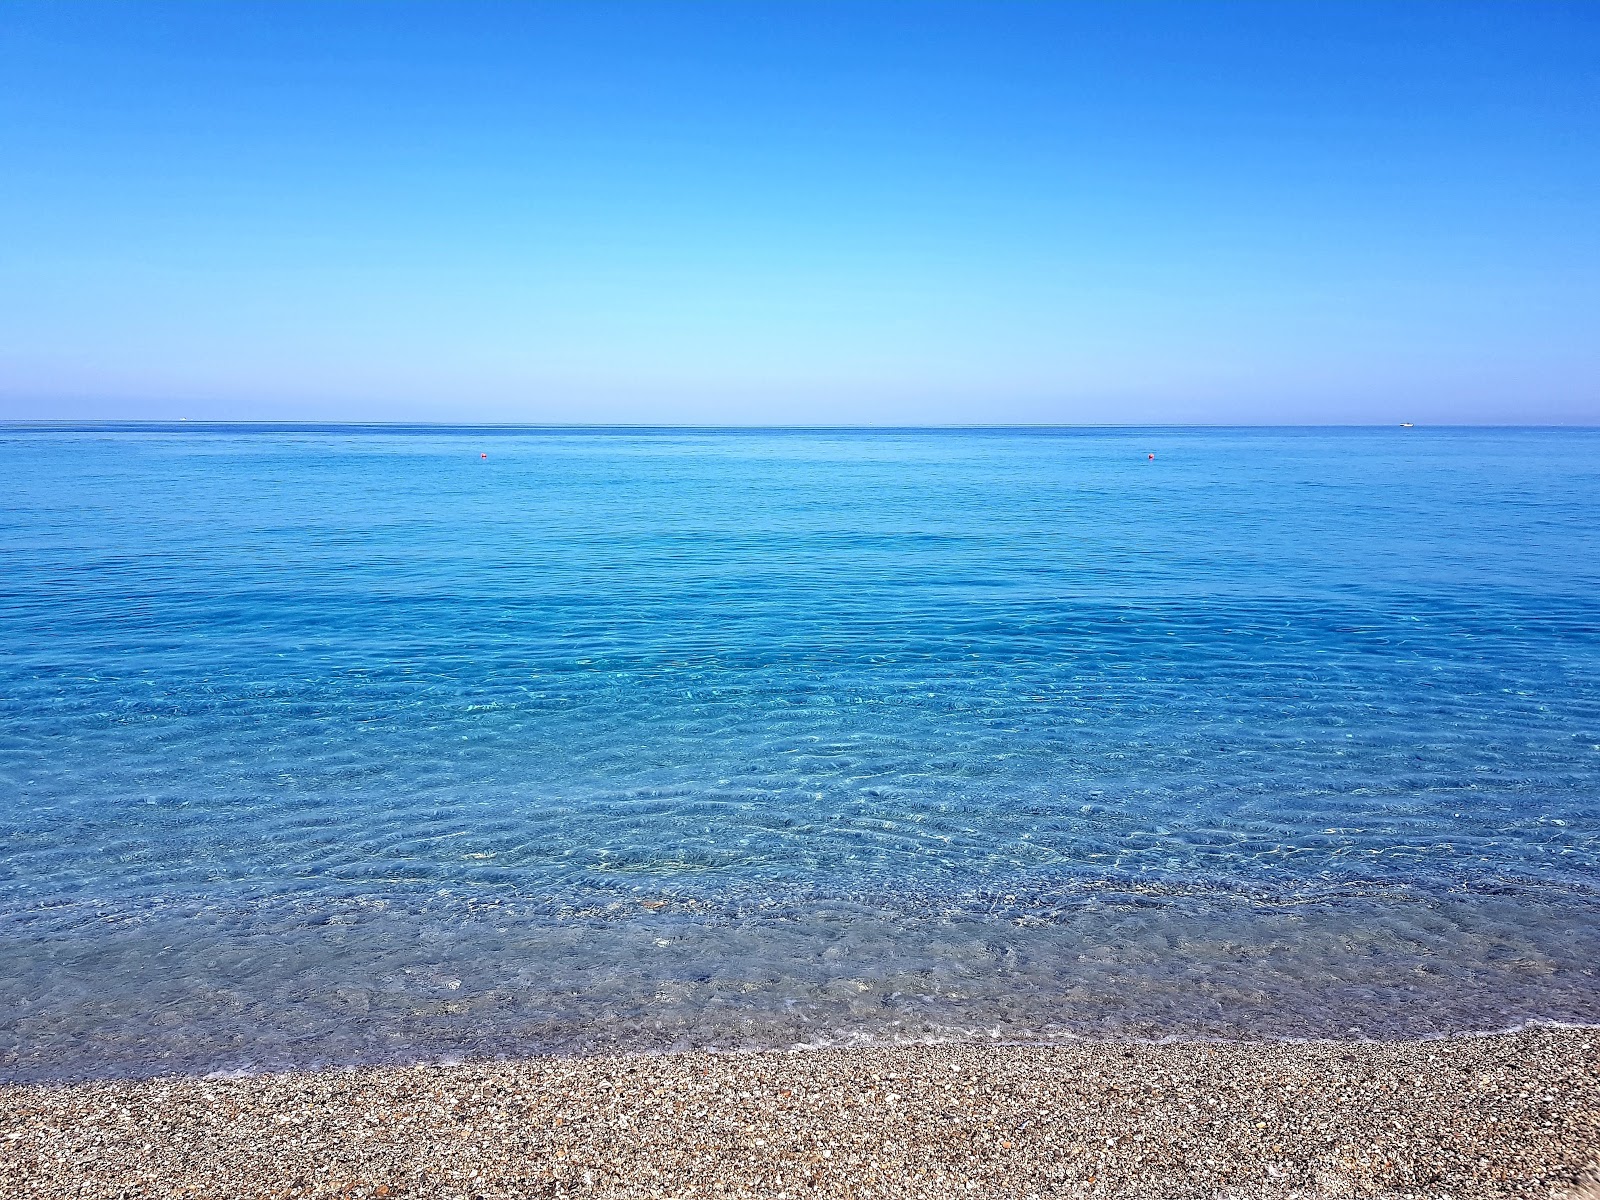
<box><xmin>2</xmin><ymin>1026</ymin><xmax>1597</xmax><ymax>1199</ymax></box>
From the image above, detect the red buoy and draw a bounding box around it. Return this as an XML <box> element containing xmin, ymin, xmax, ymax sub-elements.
<box><xmin>481</xmin><ymin>453</ymin><xmax>488</xmax><ymax>459</ymax></box>
<box><xmin>1148</xmin><ymin>453</ymin><xmax>1155</xmax><ymax>460</ymax></box>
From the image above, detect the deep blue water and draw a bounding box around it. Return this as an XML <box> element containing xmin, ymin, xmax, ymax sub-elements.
<box><xmin>3</xmin><ymin>424</ymin><xmax>1599</xmax><ymax>1081</ymax></box>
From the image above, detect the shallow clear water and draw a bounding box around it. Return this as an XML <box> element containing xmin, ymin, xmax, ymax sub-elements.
<box><xmin>2</xmin><ymin>424</ymin><xmax>1598</xmax><ymax>1081</ymax></box>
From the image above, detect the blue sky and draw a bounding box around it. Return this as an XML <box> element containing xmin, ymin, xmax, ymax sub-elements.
<box><xmin>1</xmin><ymin>1</ymin><xmax>1596</xmax><ymax>424</ymax></box>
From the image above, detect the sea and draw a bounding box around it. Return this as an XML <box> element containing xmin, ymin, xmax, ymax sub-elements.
<box><xmin>2</xmin><ymin>423</ymin><xmax>1598</xmax><ymax>1082</ymax></box>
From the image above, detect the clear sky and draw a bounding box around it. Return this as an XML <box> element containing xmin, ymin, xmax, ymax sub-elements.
<box><xmin>1</xmin><ymin>1</ymin><xmax>1596</xmax><ymax>425</ymax></box>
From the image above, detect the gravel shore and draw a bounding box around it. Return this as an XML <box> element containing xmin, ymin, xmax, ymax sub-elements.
<box><xmin>2</xmin><ymin>1026</ymin><xmax>1596</xmax><ymax>1199</ymax></box>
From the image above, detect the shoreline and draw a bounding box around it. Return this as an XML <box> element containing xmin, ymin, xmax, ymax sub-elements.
<box><xmin>3</xmin><ymin>1026</ymin><xmax>1596</xmax><ymax>1199</ymax></box>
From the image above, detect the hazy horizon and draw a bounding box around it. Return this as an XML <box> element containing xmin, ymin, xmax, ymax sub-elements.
<box><xmin>3</xmin><ymin>1</ymin><xmax>1597</xmax><ymax>425</ymax></box>
<box><xmin>6</xmin><ymin>418</ymin><xmax>1600</xmax><ymax>430</ymax></box>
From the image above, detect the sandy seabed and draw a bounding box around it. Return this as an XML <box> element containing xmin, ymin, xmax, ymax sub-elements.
<box><xmin>1</xmin><ymin>1026</ymin><xmax>1596</xmax><ymax>1199</ymax></box>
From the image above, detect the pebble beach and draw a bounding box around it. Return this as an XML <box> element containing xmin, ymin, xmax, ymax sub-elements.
<box><xmin>3</xmin><ymin>1026</ymin><xmax>1596</xmax><ymax>1199</ymax></box>
<box><xmin>9</xmin><ymin>0</ymin><xmax>1600</xmax><ymax>1192</ymax></box>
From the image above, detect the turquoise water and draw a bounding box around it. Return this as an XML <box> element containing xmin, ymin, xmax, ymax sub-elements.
<box><xmin>2</xmin><ymin>424</ymin><xmax>1598</xmax><ymax>1081</ymax></box>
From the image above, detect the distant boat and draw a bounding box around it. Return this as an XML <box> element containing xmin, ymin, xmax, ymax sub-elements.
<box><xmin>1400</xmin><ymin>422</ymin><xmax>1414</xmax><ymax>428</ymax></box>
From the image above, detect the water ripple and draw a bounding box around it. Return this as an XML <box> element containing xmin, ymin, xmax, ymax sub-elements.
<box><xmin>2</xmin><ymin>424</ymin><xmax>1599</xmax><ymax>1079</ymax></box>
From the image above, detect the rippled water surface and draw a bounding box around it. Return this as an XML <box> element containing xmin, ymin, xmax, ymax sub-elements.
<box><xmin>3</xmin><ymin>424</ymin><xmax>1598</xmax><ymax>1080</ymax></box>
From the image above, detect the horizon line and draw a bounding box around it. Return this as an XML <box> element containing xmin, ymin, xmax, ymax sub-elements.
<box><xmin>3</xmin><ymin>419</ymin><xmax>1598</xmax><ymax>432</ymax></box>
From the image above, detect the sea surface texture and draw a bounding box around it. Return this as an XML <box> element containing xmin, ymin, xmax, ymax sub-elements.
<box><xmin>2</xmin><ymin>425</ymin><xmax>1598</xmax><ymax>1081</ymax></box>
